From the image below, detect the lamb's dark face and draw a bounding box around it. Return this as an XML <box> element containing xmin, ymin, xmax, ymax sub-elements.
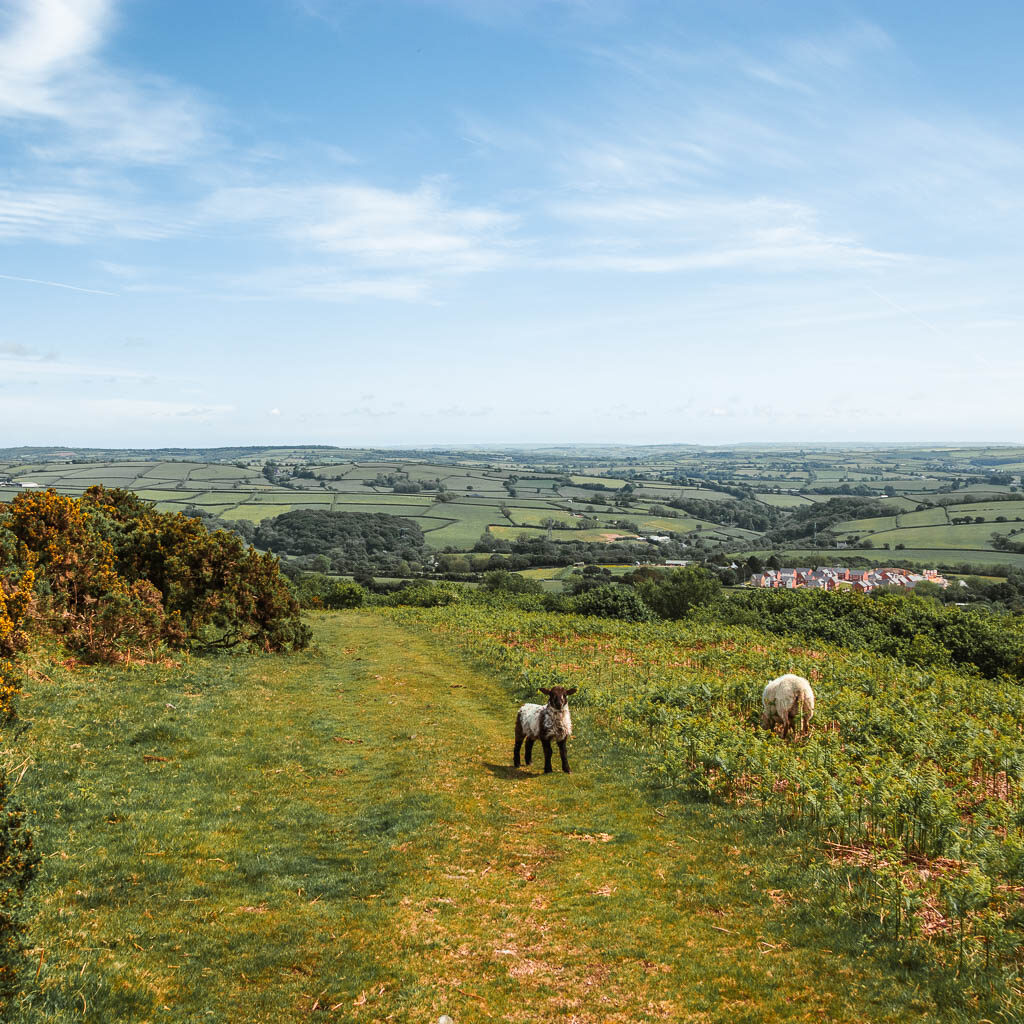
<box><xmin>540</xmin><ymin>685</ymin><xmax>577</xmax><ymax>710</ymax></box>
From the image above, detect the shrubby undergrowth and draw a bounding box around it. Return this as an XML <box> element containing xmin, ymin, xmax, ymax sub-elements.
<box><xmin>299</xmin><ymin>565</ymin><xmax>1024</xmax><ymax>682</ymax></box>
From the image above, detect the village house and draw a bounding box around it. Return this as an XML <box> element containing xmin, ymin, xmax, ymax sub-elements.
<box><xmin>750</xmin><ymin>565</ymin><xmax>949</xmax><ymax>592</ymax></box>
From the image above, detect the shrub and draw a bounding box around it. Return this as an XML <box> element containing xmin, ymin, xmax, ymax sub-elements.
<box><xmin>480</xmin><ymin>569</ymin><xmax>543</xmax><ymax>595</ymax></box>
<box><xmin>636</xmin><ymin>566</ymin><xmax>722</xmax><ymax>619</ymax></box>
<box><xmin>323</xmin><ymin>581</ymin><xmax>365</xmax><ymax>610</ymax></box>
<box><xmin>0</xmin><ymin>488</ymin><xmax>309</xmax><ymax>658</ymax></box>
<box><xmin>384</xmin><ymin>583</ymin><xmax>462</xmax><ymax>608</ymax></box>
<box><xmin>573</xmin><ymin>584</ymin><xmax>653</xmax><ymax>622</ymax></box>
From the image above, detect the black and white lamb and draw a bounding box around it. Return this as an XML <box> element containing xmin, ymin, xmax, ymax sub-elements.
<box><xmin>761</xmin><ymin>673</ymin><xmax>815</xmax><ymax>738</ymax></box>
<box><xmin>513</xmin><ymin>685</ymin><xmax>576</xmax><ymax>773</ymax></box>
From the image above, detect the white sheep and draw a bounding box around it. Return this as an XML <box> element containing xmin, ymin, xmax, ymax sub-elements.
<box><xmin>513</xmin><ymin>685</ymin><xmax>576</xmax><ymax>773</ymax></box>
<box><xmin>761</xmin><ymin>673</ymin><xmax>815</xmax><ymax>738</ymax></box>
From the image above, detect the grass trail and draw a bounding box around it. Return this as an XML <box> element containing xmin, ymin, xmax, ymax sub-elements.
<box><xmin>12</xmin><ymin>612</ymin><xmax>939</xmax><ymax>1022</ymax></box>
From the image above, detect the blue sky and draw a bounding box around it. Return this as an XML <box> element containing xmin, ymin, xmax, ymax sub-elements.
<box><xmin>1</xmin><ymin>0</ymin><xmax>1022</xmax><ymax>446</ymax></box>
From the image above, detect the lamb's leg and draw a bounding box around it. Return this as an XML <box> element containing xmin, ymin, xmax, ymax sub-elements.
<box><xmin>541</xmin><ymin>738</ymin><xmax>553</xmax><ymax>773</ymax></box>
<box><xmin>780</xmin><ymin>708</ymin><xmax>791</xmax><ymax>740</ymax></box>
<box><xmin>524</xmin><ymin>738</ymin><xmax>534</xmax><ymax>766</ymax></box>
<box><xmin>557</xmin><ymin>738</ymin><xmax>570</xmax><ymax>773</ymax></box>
<box><xmin>514</xmin><ymin>718</ymin><xmax>524</xmax><ymax>767</ymax></box>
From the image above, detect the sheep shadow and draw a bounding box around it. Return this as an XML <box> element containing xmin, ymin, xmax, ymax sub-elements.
<box><xmin>482</xmin><ymin>761</ymin><xmax>538</xmax><ymax>780</ymax></box>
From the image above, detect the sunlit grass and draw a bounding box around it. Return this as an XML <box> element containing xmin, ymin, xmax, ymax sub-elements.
<box><xmin>7</xmin><ymin>612</ymin><xmax>966</xmax><ymax>1022</ymax></box>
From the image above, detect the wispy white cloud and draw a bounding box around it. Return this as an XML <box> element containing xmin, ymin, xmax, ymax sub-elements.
<box><xmin>0</xmin><ymin>396</ymin><xmax>234</xmax><ymax>420</ymax></box>
<box><xmin>0</xmin><ymin>271</ymin><xmax>116</xmax><ymax>294</ymax></box>
<box><xmin>0</xmin><ymin>0</ymin><xmax>209</xmax><ymax>164</ymax></box>
<box><xmin>202</xmin><ymin>181</ymin><xmax>516</xmax><ymax>274</ymax></box>
<box><xmin>215</xmin><ymin>265</ymin><xmax>431</xmax><ymax>303</ymax></box>
<box><xmin>548</xmin><ymin>196</ymin><xmax>907</xmax><ymax>273</ymax></box>
<box><xmin>0</xmin><ymin>188</ymin><xmax>182</xmax><ymax>242</ymax></box>
<box><xmin>0</xmin><ymin>350</ymin><xmax>149</xmax><ymax>380</ymax></box>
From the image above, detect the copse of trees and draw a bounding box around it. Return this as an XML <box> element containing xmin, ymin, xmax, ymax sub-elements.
<box><xmin>668</xmin><ymin>496</ymin><xmax>780</xmax><ymax>533</ymax></box>
<box><xmin>253</xmin><ymin>509</ymin><xmax>430</xmax><ymax>576</ymax></box>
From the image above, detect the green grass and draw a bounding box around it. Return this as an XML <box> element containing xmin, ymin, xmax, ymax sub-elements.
<box><xmin>517</xmin><ymin>566</ymin><xmax>573</xmax><ymax>580</ymax></box>
<box><xmin>570</xmin><ymin>475</ymin><xmax>628</xmax><ymax>488</ymax></box>
<box><xmin>7</xmin><ymin>612</ymin><xmax>960</xmax><ymax>1022</ymax></box>
<box><xmin>895</xmin><ymin>507</ymin><xmax>949</xmax><ymax>527</ymax></box>
<box><xmin>754</xmin><ymin>493</ymin><xmax>813</xmax><ymax>507</ymax></box>
<box><xmin>417</xmin><ymin>504</ymin><xmax>503</xmax><ymax>548</ymax></box>
<box><xmin>507</xmin><ymin>508</ymin><xmax>577</xmax><ymax>528</ymax></box>
<box><xmin>946</xmin><ymin>499</ymin><xmax>1024</xmax><ymax>518</ymax></box>
<box><xmin>834</xmin><ymin>515</ymin><xmax>901</xmax><ymax>534</ymax></box>
<box><xmin>489</xmin><ymin>525</ymin><xmax>639</xmax><ymax>543</ymax></box>
<box><xmin>219</xmin><ymin>503</ymin><xmax>297</xmax><ymax>523</ymax></box>
<box><xmin>866</xmin><ymin>522</ymin><xmax>1005</xmax><ymax>549</ymax></box>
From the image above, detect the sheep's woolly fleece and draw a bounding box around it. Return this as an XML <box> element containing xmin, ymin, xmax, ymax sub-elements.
<box><xmin>517</xmin><ymin>702</ymin><xmax>573</xmax><ymax>742</ymax></box>
<box><xmin>761</xmin><ymin>673</ymin><xmax>815</xmax><ymax>729</ymax></box>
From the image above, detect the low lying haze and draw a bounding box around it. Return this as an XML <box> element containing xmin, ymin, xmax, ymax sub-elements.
<box><xmin>1</xmin><ymin>0</ymin><xmax>1021</xmax><ymax>446</ymax></box>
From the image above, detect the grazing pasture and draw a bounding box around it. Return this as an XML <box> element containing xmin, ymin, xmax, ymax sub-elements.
<box><xmin>863</xmin><ymin>523</ymin><xmax>1009</xmax><ymax>550</ymax></box>
<box><xmin>7</xmin><ymin>611</ymin><xmax>978</xmax><ymax>1023</ymax></box>
<box><xmin>894</xmin><ymin>506</ymin><xmax>949</xmax><ymax>527</ymax></box>
<box><xmin>407</xmin><ymin>604</ymin><xmax>1024</xmax><ymax>1016</ymax></box>
<box><xmin>488</xmin><ymin>525</ymin><xmax>640</xmax><ymax>543</ymax></box>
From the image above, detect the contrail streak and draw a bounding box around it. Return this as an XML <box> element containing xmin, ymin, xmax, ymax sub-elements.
<box><xmin>0</xmin><ymin>273</ymin><xmax>117</xmax><ymax>296</ymax></box>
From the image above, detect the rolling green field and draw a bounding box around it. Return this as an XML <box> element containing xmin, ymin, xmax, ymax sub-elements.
<box><xmin>863</xmin><ymin>523</ymin><xmax>1009</xmax><ymax>549</ymax></box>
<box><xmin>753</xmin><ymin>493</ymin><xmax>813</xmax><ymax>507</ymax></box>
<box><xmin>8</xmin><ymin>610</ymin><xmax>996</xmax><ymax>1023</ymax></box>
<box><xmin>2</xmin><ymin>445</ymin><xmax>1021</xmax><ymax>567</ymax></box>
<box><xmin>488</xmin><ymin>525</ymin><xmax>640</xmax><ymax>543</ymax></box>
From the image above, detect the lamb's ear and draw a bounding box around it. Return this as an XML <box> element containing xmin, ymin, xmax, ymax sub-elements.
<box><xmin>565</xmin><ymin>687</ymin><xmax>578</xmax><ymax>696</ymax></box>
<box><xmin>539</xmin><ymin>687</ymin><xmax>551</xmax><ymax>696</ymax></box>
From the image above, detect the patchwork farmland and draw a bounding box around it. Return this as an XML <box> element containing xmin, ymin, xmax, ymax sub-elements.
<box><xmin>1</xmin><ymin>444</ymin><xmax>1022</xmax><ymax>572</ymax></box>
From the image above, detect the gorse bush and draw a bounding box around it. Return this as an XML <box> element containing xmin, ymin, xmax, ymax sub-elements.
<box><xmin>0</xmin><ymin>535</ymin><xmax>39</xmax><ymax>1000</ymax></box>
<box><xmin>0</xmin><ymin>567</ymin><xmax>34</xmax><ymax>721</ymax></box>
<box><xmin>0</xmin><ymin>771</ymin><xmax>38</xmax><ymax>1004</ymax></box>
<box><xmin>0</xmin><ymin>487</ymin><xmax>309</xmax><ymax>659</ymax></box>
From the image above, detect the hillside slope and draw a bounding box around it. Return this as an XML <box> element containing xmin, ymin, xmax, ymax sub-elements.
<box><xmin>11</xmin><ymin>613</ymin><xmax>948</xmax><ymax>1022</ymax></box>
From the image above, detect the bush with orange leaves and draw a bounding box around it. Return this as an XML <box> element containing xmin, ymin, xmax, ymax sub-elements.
<box><xmin>0</xmin><ymin>561</ymin><xmax>34</xmax><ymax>719</ymax></box>
<box><xmin>0</xmin><ymin>528</ymin><xmax>39</xmax><ymax>999</ymax></box>
<box><xmin>0</xmin><ymin>486</ymin><xmax>309</xmax><ymax>662</ymax></box>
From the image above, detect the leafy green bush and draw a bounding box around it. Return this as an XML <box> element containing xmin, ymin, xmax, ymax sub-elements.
<box><xmin>636</xmin><ymin>566</ymin><xmax>722</xmax><ymax>619</ymax></box>
<box><xmin>709</xmin><ymin>588</ymin><xmax>1024</xmax><ymax>680</ymax></box>
<box><xmin>572</xmin><ymin>584</ymin><xmax>653</xmax><ymax>622</ymax></box>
